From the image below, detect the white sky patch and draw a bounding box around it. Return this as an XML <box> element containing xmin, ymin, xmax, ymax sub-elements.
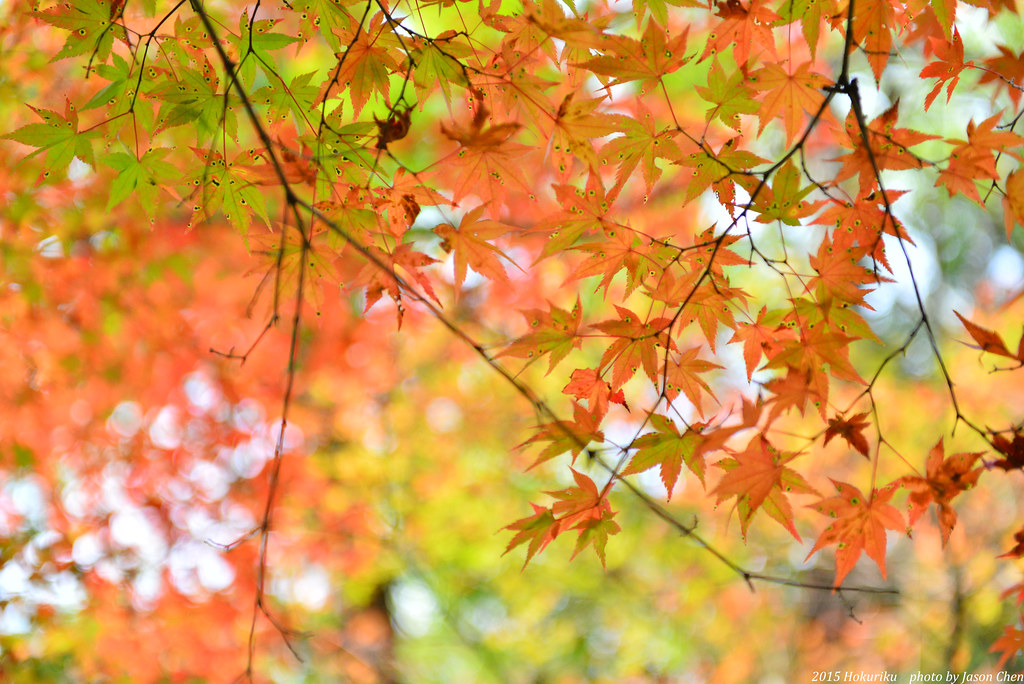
<box><xmin>228</xmin><ymin>440</ymin><xmax>268</xmax><ymax>479</ymax></box>
<box><xmin>68</xmin><ymin>157</ymin><xmax>92</xmax><ymax>181</ymax></box>
<box><xmin>185</xmin><ymin>372</ymin><xmax>222</xmax><ymax>414</ymax></box>
<box><xmin>390</xmin><ymin>578</ymin><xmax>439</xmax><ymax>637</ymax></box>
<box><xmin>149</xmin><ymin>406</ymin><xmax>182</xmax><ymax>450</ymax></box>
<box><xmin>110</xmin><ymin>507</ymin><xmax>166</xmax><ymax>561</ymax></box>
<box><xmin>864</xmin><ymin>231</ymin><xmax>939</xmax><ymax>318</ymax></box>
<box><xmin>108</xmin><ymin>401</ymin><xmax>143</xmax><ymax>439</ymax></box>
<box><xmin>987</xmin><ymin>245</ymin><xmax>1024</xmax><ymax>290</ymax></box>
<box><xmin>35</xmin><ymin>235</ymin><xmax>64</xmax><ymax>259</ymax></box>
<box><xmin>292</xmin><ymin>565</ymin><xmax>330</xmax><ymax>610</ymax></box>
<box><xmin>72</xmin><ymin>533</ymin><xmax>104</xmax><ymax>568</ymax></box>
<box><xmin>189</xmin><ymin>460</ymin><xmax>232</xmax><ymax>502</ymax></box>
<box><xmin>426</xmin><ymin>397</ymin><xmax>462</xmax><ymax>433</ymax></box>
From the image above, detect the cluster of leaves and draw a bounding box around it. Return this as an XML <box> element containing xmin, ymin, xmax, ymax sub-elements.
<box><xmin>4</xmin><ymin>0</ymin><xmax>1024</xmax><ymax>675</ymax></box>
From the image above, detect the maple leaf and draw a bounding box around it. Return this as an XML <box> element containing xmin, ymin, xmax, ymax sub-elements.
<box><xmin>814</xmin><ymin>192</ymin><xmax>909</xmax><ymax>269</ymax></box>
<box><xmin>678</xmin><ymin>138</ymin><xmax>767</xmax><ymax>208</ymax></box>
<box><xmin>534</xmin><ymin>175</ymin><xmax>620</xmax><ymax>261</ymax></box>
<box><xmin>599</xmin><ymin>104</ymin><xmax>681</xmax><ymax>195</ymax></box>
<box><xmin>764</xmin><ymin>367</ymin><xmax>825</xmax><ymax>420</ymax></box>
<box><xmin>713</xmin><ymin>435</ymin><xmax>818</xmax><ymax>540</ymax></box>
<box><xmin>991</xmin><ymin>429</ymin><xmax>1024</xmax><ymax>472</ymax></box>
<box><xmin>548</xmin><ymin>92</ymin><xmax>625</xmax><ymax>176</ymax></box>
<box><xmin>568</xmin><ymin>227</ymin><xmax>655</xmax><ymax>297</ymax></box>
<box><xmin>696</xmin><ymin>59</ymin><xmax>760</xmax><ymax>132</ymax></box>
<box><xmin>4</xmin><ymin>98</ymin><xmax>98</xmax><ymax>176</ymax></box>
<box><xmin>980</xmin><ymin>45</ymin><xmax>1024</xmax><ymax>107</ymax></box>
<box><xmin>937</xmin><ymin>114</ymin><xmax>1024</xmax><ymax>204</ymax></box>
<box><xmin>316</xmin><ymin>16</ymin><xmax>399</xmax><ymax>117</ymax></box>
<box><xmin>499</xmin><ymin>297</ymin><xmax>583</xmax><ymax>372</ymax></box>
<box><xmin>36</xmin><ymin>0</ymin><xmax>125</xmax><ymax>62</ymax></box>
<box><xmin>852</xmin><ymin>0</ymin><xmax>897</xmax><ymax>81</ymax></box>
<box><xmin>701</xmin><ymin>0</ymin><xmax>780</xmax><ymax>67</ymax></box>
<box><xmin>919</xmin><ymin>29</ymin><xmax>970</xmax><ymax>110</ymax></box>
<box><xmin>184</xmin><ymin>148</ymin><xmax>272</xmax><ymax>234</ymax></box>
<box><xmin>434</xmin><ymin>205</ymin><xmax>519</xmax><ymax>298</ymax></box>
<box><xmin>545</xmin><ymin>468</ymin><xmax>608</xmax><ymax>527</ymax></box>
<box><xmin>519</xmin><ymin>402</ymin><xmax>603</xmax><ymax>468</ymax></box>
<box><xmin>351</xmin><ymin>243</ymin><xmax>441</xmax><ymax>327</ymax></box>
<box><xmin>561</xmin><ymin>368</ymin><xmax>627</xmax><ymax>420</ymax></box>
<box><xmin>990</xmin><ymin>618</ymin><xmax>1024</xmax><ymax>670</ymax></box>
<box><xmin>662</xmin><ymin>347</ymin><xmax>723</xmax><ymax>416</ymax></box>
<box><xmin>749</xmin><ymin>61</ymin><xmax>829</xmax><ymax>144</ymax></box>
<box><xmin>806</xmin><ymin>240</ymin><xmax>880</xmax><ymax>306</ymax></box>
<box><xmin>824</xmin><ymin>412</ymin><xmax>871</xmax><ymax>457</ymax></box>
<box><xmin>752</xmin><ymin>160</ymin><xmax>824</xmax><ymax>226</ymax></box>
<box><xmin>898</xmin><ymin>439</ymin><xmax>983</xmax><ymax>545</ymax></box>
<box><xmin>623</xmin><ymin>414</ymin><xmax>737</xmax><ymax>494</ymax></box>
<box><xmin>1000</xmin><ymin>525</ymin><xmax>1024</xmax><ymax>559</ymax></box>
<box><xmin>439</xmin><ymin>100</ymin><xmax>532</xmax><ymax>205</ymax></box>
<box><xmin>575</xmin><ymin>21</ymin><xmax>691</xmax><ymax>93</ymax></box>
<box><xmin>503</xmin><ymin>503</ymin><xmax>561</xmax><ymax>568</ymax></box>
<box><xmin>774</xmin><ymin>0</ymin><xmax>838</xmax><ymax>56</ymax></box>
<box><xmin>570</xmin><ymin>507</ymin><xmax>621</xmax><ymax>568</ymax></box>
<box><xmin>1005</xmin><ymin>170</ymin><xmax>1024</xmax><ymax>240</ymax></box>
<box><xmin>953</xmin><ymin>310</ymin><xmax>1024</xmax><ymax>362</ymax></box>
<box><xmin>729</xmin><ymin>306</ymin><xmax>792</xmax><ymax>380</ymax></box>
<box><xmin>102</xmin><ymin>147</ymin><xmax>179</xmax><ymax>221</ymax></box>
<box><xmin>806</xmin><ymin>480</ymin><xmax>906</xmax><ymax>587</ymax></box>
<box><xmin>592</xmin><ymin>305</ymin><xmax>673</xmax><ymax>390</ymax></box>
<box><xmin>833</xmin><ymin>103</ymin><xmax>938</xmax><ymax>199</ymax></box>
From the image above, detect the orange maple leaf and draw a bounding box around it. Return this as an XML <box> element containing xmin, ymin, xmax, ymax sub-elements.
<box><xmin>954</xmin><ymin>310</ymin><xmax>1024</xmax><ymax>363</ymax></box>
<box><xmin>919</xmin><ymin>29</ymin><xmax>970</xmax><ymax>110</ymax></box>
<box><xmin>561</xmin><ymin>367</ymin><xmax>627</xmax><ymax>419</ymax></box>
<box><xmin>623</xmin><ymin>414</ymin><xmax>737</xmax><ymax>494</ymax></box>
<box><xmin>713</xmin><ymin>435</ymin><xmax>818</xmax><ymax>540</ymax></box>
<box><xmin>434</xmin><ymin>204</ymin><xmax>519</xmax><ymax>298</ymax></box>
<box><xmin>990</xmin><ymin>618</ymin><xmax>1024</xmax><ymax>669</ymax></box>
<box><xmin>833</xmin><ymin>102</ymin><xmax>937</xmax><ymax>198</ymax></box>
<box><xmin>806</xmin><ymin>480</ymin><xmax>906</xmax><ymax>587</ymax></box>
<box><xmin>499</xmin><ymin>297</ymin><xmax>583</xmax><ymax>372</ymax></box>
<box><xmin>750</xmin><ymin>61</ymin><xmax>829</xmax><ymax>144</ymax></box>
<box><xmin>503</xmin><ymin>503</ymin><xmax>561</xmax><ymax>568</ymax></box>
<box><xmin>701</xmin><ymin>0</ymin><xmax>780</xmax><ymax>67</ymax></box>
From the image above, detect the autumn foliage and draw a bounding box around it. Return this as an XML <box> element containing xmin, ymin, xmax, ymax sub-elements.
<box><xmin>3</xmin><ymin>0</ymin><xmax>1024</xmax><ymax>677</ymax></box>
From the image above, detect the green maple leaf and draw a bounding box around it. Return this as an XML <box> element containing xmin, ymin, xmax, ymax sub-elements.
<box><xmin>185</xmin><ymin>149</ymin><xmax>271</xmax><ymax>235</ymax></box>
<box><xmin>571</xmin><ymin>508</ymin><xmax>620</xmax><ymax>569</ymax></box>
<box><xmin>37</xmin><ymin>0</ymin><xmax>125</xmax><ymax>62</ymax></box>
<box><xmin>104</xmin><ymin>147</ymin><xmax>179</xmax><ymax>220</ymax></box>
<box><xmin>252</xmin><ymin>71</ymin><xmax>318</xmax><ymax>126</ymax></box>
<box><xmin>623</xmin><ymin>414</ymin><xmax>713</xmax><ymax>494</ymax></box>
<box><xmin>4</xmin><ymin>98</ymin><xmax>97</xmax><ymax>175</ymax></box>
<box><xmin>232</xmin><ymin>16</ymin><xmax>299</xmax><ymax>87</ymax></box>
<box><xmin>696</xmin><ymin>59</ymin><xmax>760</xmax><ymax>131</ymax></box>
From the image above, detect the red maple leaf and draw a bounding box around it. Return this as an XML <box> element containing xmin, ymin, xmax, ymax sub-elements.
<box><xmin>999</xmin><ymin>525</ymin><xmax>1024</xmax><ymax>559</ymax></box>
<box><xmin>991</xmin><ymin>429</ymin><xmax>1024</xmax><ymax>472</ymax></box>
<box><xmin>824</xmin><ymin>412</ymin><xmax>871</xmax><ymax>457</ymax></box>
<box><xmin>898</xmin><ymin>439</ymin><xmax>983</xmax><ymax>545</ymax></box>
